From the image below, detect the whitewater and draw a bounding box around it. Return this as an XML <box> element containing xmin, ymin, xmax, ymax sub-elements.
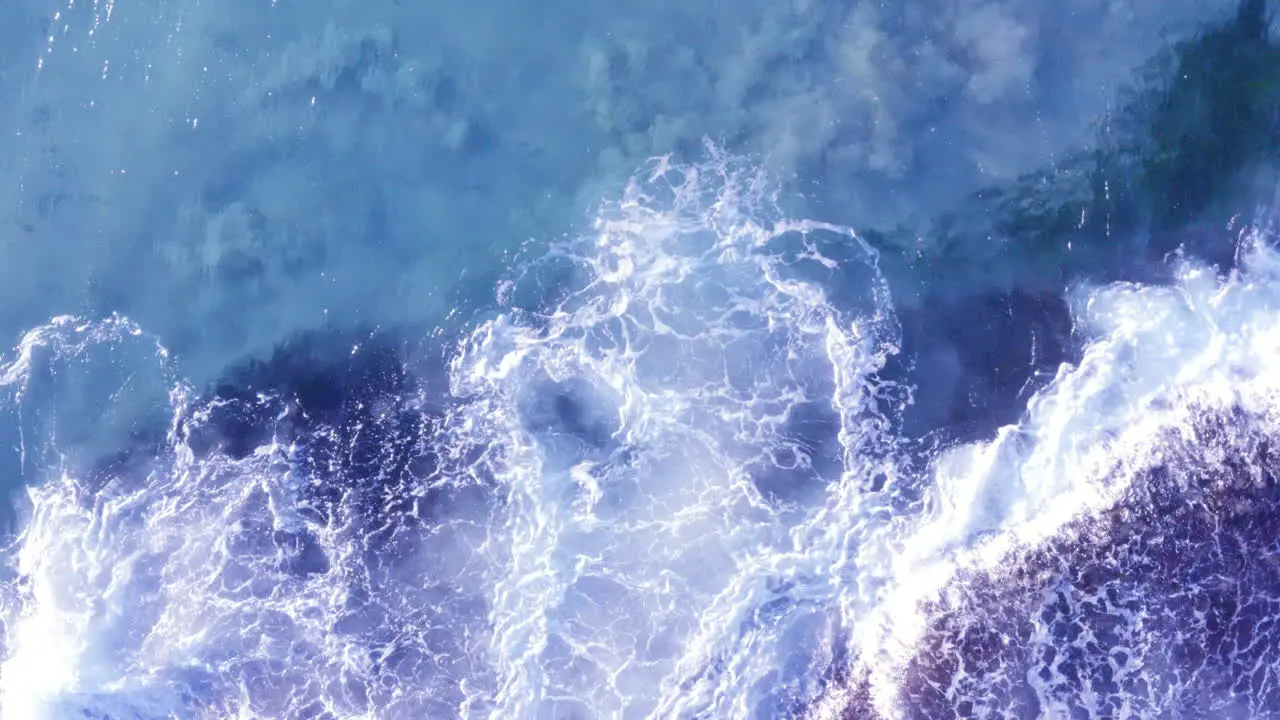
<box><xmin>0</xmin><ymin>153</ymin><xmax>1277</xmax><ymax>718</ymax></box>
<box><xmin>6</xmin><ymin>0</ymin><xmax>1280</xmax><ymax>717</ymax></box>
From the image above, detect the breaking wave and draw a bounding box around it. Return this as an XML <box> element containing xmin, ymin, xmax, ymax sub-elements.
<box><xmin>2</xmin><ymin>156</ymin><xmax>1280</xmax><ymax>719</ymax></box>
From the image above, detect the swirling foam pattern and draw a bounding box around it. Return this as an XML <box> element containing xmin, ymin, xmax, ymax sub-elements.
<box><xmin>2</xmin><ymin>158</ymin><xmax>1280</xmax><ymax>719</ymax></box>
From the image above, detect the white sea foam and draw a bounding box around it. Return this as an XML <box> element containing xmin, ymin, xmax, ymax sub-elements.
<box><xmin>446</xmin><ymin>154</ymin><xmax>901</xmax><ymax>718</ymax></box>
<box><xmin>0</xmin><ymin>319</ymin><xmax>494</xmax><ymax>719</ymax></box>
<box><xmin>1</xmin><ymin>158</ymin><xmax>1279</xmax><ymax>719</ymax></box>
<box><xmin>834</xmin><ymin>225</ymin><xmax>1280</xmax><ymax>717</ymax></box>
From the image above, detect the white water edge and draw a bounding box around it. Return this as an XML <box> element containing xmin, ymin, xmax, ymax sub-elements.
<box><xmin>0</xmin><ymin>159</ymin><xmax>1277</xmax><ymax>719</ymax></box>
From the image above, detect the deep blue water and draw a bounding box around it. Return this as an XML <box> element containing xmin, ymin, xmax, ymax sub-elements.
<box><xmin>2</xmin><ymin>1</ymin><xmax>1280</xmax><ymax>718</ymax></box>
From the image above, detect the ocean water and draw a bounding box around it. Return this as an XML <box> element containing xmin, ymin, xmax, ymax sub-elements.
<box><xmin>2</xmin><ymin>1</ymin><xmax>1280</xmax><ymax>718</ymax></box>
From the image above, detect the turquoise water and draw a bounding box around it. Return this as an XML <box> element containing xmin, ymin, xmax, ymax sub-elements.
<box><xmin>0</xmin><ymin>0</ymin><xmax>1240</xmax><ymax>380</ymax></box>
<box><xmin>1</xmin><ymin>1</ymin><xmax>1279</xmax><ymax>718</ymax></box>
